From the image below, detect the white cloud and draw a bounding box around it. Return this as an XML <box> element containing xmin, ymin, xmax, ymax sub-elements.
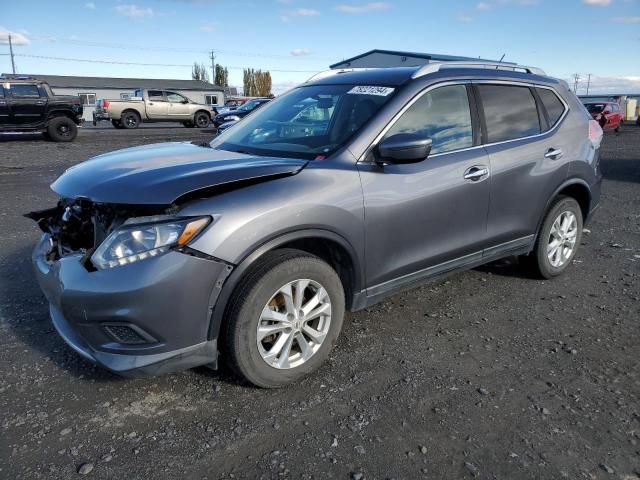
<box><xmin>0</xmin><ymin>27</ymin><xmax>30</xmax><ymax>45</ymax></box>
<box><xmin>570</xmin><ymin>75</ymin><xmax>640</xmax><ymax>94</ymax></box>
<box><xmin>293</xmin><ymin>8</ymin><xmax>320</xmax><ymax>16</ymax></box>
<box><xmin>115</xmin><ymin>4</ymin><xmax>154</xmax><ymax>18</ymax></box>
<box><xmin>85</xmin><ymin>2</ymin><xmax>96</xmax><ymax>9</ymax></box>
<box><xmin>290</xmin><ymin>48</ymin><xmax>311</xmax><ymax>56</ymax></box>
<box><xmin>477</xmin><ymin>2</ymin><xmax>491</xmax><ymax>10</ymax></box>
<box><xmin>582</xmin><ymin>0</ymin><xmax>612</xmax><ymax>5</ymax></box>
<box><xmin>272</xmin><ymin>80</ymin><xmax>301</xmax><ymax>95</ymax></box>
<box><xmin>612</xmin><ymin>16</ymin><xmax>640</xmax><ymax>23</ymax></box>
<box><xmin>456</xmin><ymin>13</ymin><xmax>474</xmax><ymax>23</ymax></box>
<box><xmin>335</xmin><ymin>2</ymin><xmax>390</xmax><ymax>13</ymax></box>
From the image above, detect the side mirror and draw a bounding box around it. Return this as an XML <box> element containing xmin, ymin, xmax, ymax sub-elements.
<box><xmin>377</xmin><ymin>133</ymin><xmax>432</xmax><ymax>164</ymax></box>
<box><xmin>182</xmin><ymin>99</ymin><xmax>189</xmax><ymax>104</ymax></box>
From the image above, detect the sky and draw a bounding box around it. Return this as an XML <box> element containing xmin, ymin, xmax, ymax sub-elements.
<box><xmin>1</xmin><ymin>0</ymin><xmax>639</xmax><ymax>95</ymax></box>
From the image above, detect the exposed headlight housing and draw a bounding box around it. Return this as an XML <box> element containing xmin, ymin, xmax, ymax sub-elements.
<box><xmin>91</xmin><ymin>217</ymin><xmax>210</xmax><ymax>269</ymax></box>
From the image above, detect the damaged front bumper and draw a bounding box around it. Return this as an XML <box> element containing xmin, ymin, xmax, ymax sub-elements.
<box><xmin>32</xmin><ymin>234</ymin><xmax>231</xmax><ymax>377</ymax></box>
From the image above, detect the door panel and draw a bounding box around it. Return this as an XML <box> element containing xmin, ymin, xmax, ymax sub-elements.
<box><xmin>8</xmin><ymin>84</ymin><xmax>47</xmax><ymax>125</ymax></box>
<box><xmin>359</xmin><ymin>148</ymin><xmax>490</xmax><ymax>290</ymax></box>
<box><xmin>0</xmin><ymin>86</ymin><xmax>8</xmax><ymax>125</ymax></box>
<box><xmin>145</xmin><ymin>90</ymin><xmax>168</xmax><ymax>118</ymax></box>
<box><xmin>166</xmin><ymin>92</ymin><xmax>191</xmax><ymax>119</ymax></box>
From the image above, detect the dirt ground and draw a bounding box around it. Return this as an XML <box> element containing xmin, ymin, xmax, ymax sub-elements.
<box><xmin>1</xmin><ymin>124</ymin><xmax>639</xmax><ymax>479</ymax></box>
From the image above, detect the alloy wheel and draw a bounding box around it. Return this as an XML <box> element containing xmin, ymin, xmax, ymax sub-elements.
<box><xmin>547</xmin><ymin>210</ymin><xmax>578</xmax><ymax>267</ymax></box>
<box><xmin>257</xmin><ymin>279</ymin><xmax>332</xmax><ymax>369</ymax></box>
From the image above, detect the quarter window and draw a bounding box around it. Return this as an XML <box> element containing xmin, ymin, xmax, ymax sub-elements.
<box><xmin>9</xmin><ymin>84</ymin><xmax>41</xmax><ymax>98</ymax></box>
<box><xmin>536</xmin><ymin>88</ymin><xmax>566</xmax><ymax>129</ymax></box>
<box><xmin>384</xmin><ymin>84</ymin><xmax>473</xmax><ymax>155</ymax></box>
<box><xmin>478</xmin><ymin>85</ymin><xmax>540</xmax><ymax>143</ymax></box>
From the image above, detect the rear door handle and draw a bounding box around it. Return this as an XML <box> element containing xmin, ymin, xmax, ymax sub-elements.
<box><xmin>463</xmin><ymin>165</ymin><xmax>489</xmax><ymax>181</ymax></box>
<box><xmin>545</xmin><ymin>148</ymin><xmax>563</xmax><ymax>160</ymax></box>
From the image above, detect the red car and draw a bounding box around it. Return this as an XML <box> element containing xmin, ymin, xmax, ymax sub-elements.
<box><xmin>585</xmin><ymin>102</ymin><xmax>624</xmax><ymax>132</ymax></box>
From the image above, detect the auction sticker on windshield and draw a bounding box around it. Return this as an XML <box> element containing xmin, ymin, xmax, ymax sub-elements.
<box><xmin>347</xmin><ymin>86</ymin><xmax>395</xmax><ymax>96</ymax></box>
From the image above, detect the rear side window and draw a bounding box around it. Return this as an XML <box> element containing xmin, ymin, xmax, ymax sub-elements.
<box><xmin>478</xmin><ymin>85</ymin><xmax>540</xmax><ymax>143</ymax></box>
<box><xmin>148</xmin><ymin>90</ymin><xmax>164</xmax><ymax>101</ymax></box>
<box><xmin>385</xmin><ymin>84</ymin><xmax>473</xmax><ymax>155</ymax></box>
<box><xmin>9</xmin><ymin>84</ymin><xmax>41</xmax><ymax>98</ymax></box>
<box><xmin>536</xmin><ymin>88</ymin><xmax>566</xmax><ymax>129</ymax></box>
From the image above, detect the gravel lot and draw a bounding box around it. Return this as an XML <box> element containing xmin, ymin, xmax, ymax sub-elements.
<box><xmin>1</xmin><ymin>124</ymin><xmax>639</xmax><ymax>479</ymax></box>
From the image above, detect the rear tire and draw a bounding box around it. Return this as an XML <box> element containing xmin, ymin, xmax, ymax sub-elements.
<box><xmin>46</xmin><ymin>117</ymin><xmax>77</xmax><ymax>142</ymax></box>
<box><xmin>223</xmin><ymin>249</ymin><xmax>345</xmax><ymax>388</ymax></box>
<box><xmin>121</xmin><ymin>111</ymin><xmax>141</xmax><ymax>129</ymax></box>
<box><xmin>524</xmin><ymin>196</ymin><xmax>583</xmax><ymax>279</ymax></box>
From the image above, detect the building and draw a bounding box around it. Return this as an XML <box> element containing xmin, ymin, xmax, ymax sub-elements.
<box><xmin>2</xmin><ymin>74</ymin><xmax>226</xmax><ymax>122</ymax></box>
<box><xmin>330</xmin><ymin>49</ymin><xmax>514</xmax><ymax>70</ymax></box>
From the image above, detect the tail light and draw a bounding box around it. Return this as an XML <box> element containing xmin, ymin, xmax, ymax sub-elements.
<box><xmin>588</xmin><ymin>119</ymin><xmax>603</xmax><ymax>149</ymax></box>
<box><xmin>103</xmin><ymin>100</ymin><xmax>110</xmax><ymax>109</ymax></box>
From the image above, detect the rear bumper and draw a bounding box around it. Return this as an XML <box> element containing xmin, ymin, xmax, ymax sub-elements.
<box><xmin>92</xmin><ymin>111</ymin><xmax>110</xmax><ymax>125</ymax></box>
<box><xmin>32</xmin><ymin>234</ymin><xmax>230</xmax><ymax>376</ymax></box>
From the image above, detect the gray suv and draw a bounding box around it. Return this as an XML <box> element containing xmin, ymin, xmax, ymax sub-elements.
<box><xmin>29</xmin><ymin>62</ymin><xmax>603</xmax><ymax>387</ymax></box>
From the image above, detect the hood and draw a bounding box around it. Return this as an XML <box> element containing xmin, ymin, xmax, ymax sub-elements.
<box><xmin>51</xmin><ymin>142</ymin><xmax>308</xmax><ymax>205</ymax></box>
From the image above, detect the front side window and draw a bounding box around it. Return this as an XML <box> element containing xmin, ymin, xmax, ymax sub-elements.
<box><xmin>384</xmin><ymin>84</ymin><xmax>473</xmax><ymax>155</ymax></box>
<box><xmin>536</xmin><ymin>87</ymin><xmax>566</xmax><ymax>129</ymax></box>
<box><xmin>211</xmin><ymin>84</ymin><xmax>395</xmax><ymax>160</ymax></box>
<box><xmin>9</xmin><ymin>84</ymin><xmax>41</xmax><ymax>98</ymax></box>
<box><xmin>478</xmin><ymin>85</ymin><xmax>540</xmax><ymax>143</ymax></box>
<box><xmin>166</xmin><ymin>92</ymin><xmax>187</xmax><ymax>103</ymax></box>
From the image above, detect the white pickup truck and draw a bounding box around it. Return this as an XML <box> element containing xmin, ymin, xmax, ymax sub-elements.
<box><xmin>94</xmin><ymin>88</ymin><xmax>213</xmax><ymax>129</ymax></box>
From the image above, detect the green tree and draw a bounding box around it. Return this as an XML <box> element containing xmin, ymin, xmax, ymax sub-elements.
<box><xmin>192</xmin><ymin>62</ymin><xmax>209</xmax><ymax>82</ymax></box>
<box><xmin>243</xmin><ymin>68</ymin><xmax>271</xmax><ymax>96</ymax></box>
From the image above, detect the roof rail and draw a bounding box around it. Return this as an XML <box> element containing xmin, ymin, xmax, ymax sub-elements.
<box><xmin>306</xmin><ymin>68</ymin><xmax>380</xmax><ymax>83</ymax></box>
<box><xmin>412</xmin><ymin>61</ymin><xmax>546</xmax><ymax>79</ymax></box>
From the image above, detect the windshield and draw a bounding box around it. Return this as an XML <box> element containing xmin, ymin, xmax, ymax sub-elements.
<box><xmin>210</xmin><ymin>84</ymin><xmax>395</xmax><ymax>159</ymax></box>
<box><xmin>586</xmin><ymin>103</ymin><xmax>605</xmax><ymax>113</ymax></box>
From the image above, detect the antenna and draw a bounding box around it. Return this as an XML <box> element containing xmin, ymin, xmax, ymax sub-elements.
<box><xmin>496</xmin><ymin>53</ymin><xmax>505</xmax><ymax>70</ymax></box>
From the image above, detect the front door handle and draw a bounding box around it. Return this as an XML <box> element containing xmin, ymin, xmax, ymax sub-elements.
<box><xmin>463</xmin><ymin>165</ymin><xmax>489</xmax><ymax>181</ymax></box>
<box><xmin>545</xmin><ymin>148</ymin><xmax>563</xmax><ymax>160</ymax></box>
<box><xmin>35</xmin><ymin>100</ymin><xmax>45</xmax><ymax>105</ymax></box>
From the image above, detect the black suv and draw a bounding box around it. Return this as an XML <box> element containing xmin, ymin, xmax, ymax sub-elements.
<box><xmin>213</xmin><ymin>97</ymin><xmax>271</xmax><ymax>127</ymax></box>
<box><xmin>0</xmin><ymin>76</ymin><xmax>84</xmax><ymax>142</ymax></box>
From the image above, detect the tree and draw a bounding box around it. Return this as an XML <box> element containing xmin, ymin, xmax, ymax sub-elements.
<box><xmin>192</xmin><ymin>62</ymin><xmax>209</xmax><ymax>82</ymax></box>
<box><xmin>214</xmin><ymin>64</ymin><xmax>229</xmax><ymax>87</ymax></box>
<box><xmin>243</xmin><ymin>68</ymin><xmax>271</xmax><ymax>96</ymax></box>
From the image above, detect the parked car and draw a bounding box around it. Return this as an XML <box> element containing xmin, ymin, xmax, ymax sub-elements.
<box><xmin>216</xmin><ymin>119</ymin><xmax>238</xmax><ymax>134</ymax></box>
<box><xmin>0</xmin><ymin>76</ymin><xmax>83</xmax><ymax>142</ymax></box>
<box><xmin>94</xmin><ymin>89</ymin><xmax>212</xmax><ymax>129</ymax></box>
<box><xmin>213</xmin><ymin>98</ymin><xmax>271</xmax><ymax>127</ymax></box>
<box><xmin>584</xmin><ymin>102</ymin><xmax>623</xmax><ymax>132</ymax></box>
<box><xmin>29</xmin><ymin>62</ymin><xmax>603</xmax><ymax>387</ymax></box>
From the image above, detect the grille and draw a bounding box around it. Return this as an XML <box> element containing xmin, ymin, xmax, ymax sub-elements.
<box><xmin>103</xmin><ymin>325</ymin><xmax>149</xmax><ymax>345</ymax></box>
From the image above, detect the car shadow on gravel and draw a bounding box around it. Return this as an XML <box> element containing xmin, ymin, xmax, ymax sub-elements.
<box><xmin>1</xmin><ymin>244</ymin><xmax>126</xmax><ymax>383</ymax></box>
<box><xmin>474</xmin><ymin>255</ymin><xmax>539</xmax><ymax>279</ymax></box>
<box><xmin>0</xmin><ymin>133</ymin><xmax>47</xmax><ymax>142</ymax></box>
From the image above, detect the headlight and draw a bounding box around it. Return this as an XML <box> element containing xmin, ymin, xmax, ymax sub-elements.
<box><xmin>224</xmin><ymin>115</ymin><xmax>240</xmax><ymax>122</ymax></box>
<box><xmin>91</xmin><ymin>217</ymin><xmax>210</xmax><ymax>269</ymax></box>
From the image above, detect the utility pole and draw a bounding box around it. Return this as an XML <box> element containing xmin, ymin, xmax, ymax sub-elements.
<box><xmin>8</xmin><ymin>34</ymin><xmax>16</xmax><ymax>74</ymax></box>
<box><xmin>209</xmin><ymin>50</ymin><xmax>215</xmax><ymax>85</ymax></box>
<box><xmin>586</xmin><ymin>74</ymin><xmax>592</xmax><ymax>96</ymax></box>
<box><xmin>572</xmin><ymin>74</ymin><xmax>581</xmax><ymax>94</ymax></box>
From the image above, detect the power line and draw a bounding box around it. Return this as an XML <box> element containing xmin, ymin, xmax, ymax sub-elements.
<box><xmin>8</xmin><ymin>53</ymin><xmax>320</xmax><ymax>73</ymax></box>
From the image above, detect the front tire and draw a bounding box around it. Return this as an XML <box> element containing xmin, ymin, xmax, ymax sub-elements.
<box><xmin>223</xmin><ymin>249</ymin><xmax>345</xmax><ymax>388</ymax></box>
<box><xmin>525</xmin><ymin>196</ymin><xmax>583</xmax><ymax>279</ymax></box>
<box><xmin>46</xmin><ymin>117</ymin><xmax>77</xmax><ymax>142</ymax></box>
<box><xmin>194</xmin><ymin>111</ymin><xmax>210</xmax><ymax>128</ymax></box>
